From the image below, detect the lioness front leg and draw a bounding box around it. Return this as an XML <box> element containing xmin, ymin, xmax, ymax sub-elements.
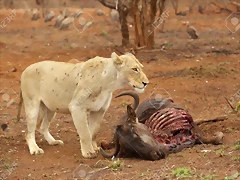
<box><xmin>69</xmin><ymin>105</ymin><xmax>96</xmax><ymax>158</ymax></box>
<box><xmin>89</xmin><ymin>109</ymin><xmax>106</xmax><ymax>152</ymax></box>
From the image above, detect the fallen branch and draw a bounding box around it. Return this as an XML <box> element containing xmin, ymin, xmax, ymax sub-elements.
<box><xmin>210</xmin><ymin>2</ymin><xmax>232</xmax><ymax>13</ymax></box>
<box><xmin>97</xmin><ymin>0</ymin><xmax>116</xmax><ymax>9</ymax></box>
<box><xmin>229</xmin><ymin>1</ymin><xmax>240</xmax><ymax>11</ymax></box>
<box><xmin>136</xmin><ymin>48</ymin><xmax>166</xmax><ymax>53</ymax></box>
<box><xmin>194</xmin><ymin>115</ymin><xmax>228</xmax><ymax>125</ymax></box>
<box><xmin>224</xmin><ymin>96</ymin><xmax>236</xmax><ymax>112</ymax></box>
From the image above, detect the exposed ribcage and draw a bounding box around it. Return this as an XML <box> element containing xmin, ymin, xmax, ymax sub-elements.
<box><xmin>145</xmin><ymin>108</ymin><xmax>199</xmax><ymax>147</ymax></box>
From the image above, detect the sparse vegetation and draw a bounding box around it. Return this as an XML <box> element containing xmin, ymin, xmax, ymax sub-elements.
<box><xmin>226</xmin><ymin>127</ymin><xmax>233</xmax><ymax>133</ymax></box>
<box><xmin>215</xmin><ymin>149</ymin><xmax>227</xmax><ymax>157</ymax></box>
<box><xmin>234</xmin><ymin>101</ymin><xmax>240</xmax><ymax>112</ymax></box>
<box><xmin>171</xmin><ymin>167</ymin><xmax>195</xmax><ymax>179</ymax></box>
<box><xmin>3</xmin><ymin>164</ymin><xmax>11</xmax><ymax>169</ymax></box>
<box><xmin>224</xmin><ymin>172</ymin><xmax>240</xmax><ymax>180</ymax></box>
<box><xmin>101</xmin><ymin>30</ymin><xmax>108</xmax><ymax>36</ymax></box>
<box><xmin>233</xmin><ymin>141</ymin><xmax>240</xmax><ymax>150</ymax></box>
<box><xmin>108</xmin><ymin>159</ymin><xmax>124</xmax><ymax>170</ymax></box>
<box><xmin>199</xmin><ymin>173</ymin><xmax>217</xmax><ymax>180</ymax></box>
<box><xmin>119</xmin><ymin>100</ymin><xmax>131</xmax><ymax>106</ymax></box>
<box><xmin>232</xmin><ymin>156</ymin><xmax>240</xmax><ymax>161</ymax></box>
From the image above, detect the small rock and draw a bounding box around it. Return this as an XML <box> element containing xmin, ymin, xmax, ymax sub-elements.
<box><xmin>44</xmin><ymin>11</ymin><xmax>55</xmax><ymax>22</ymax></box>
<box><xmin>31</xmin><ymin>9</ymin><xmax>40</xmax><ymax>21</ymax></box>
<box><xmin>71</xmin><ymin>9</ymin><xmax>83</xmax><ymax>18</ymax></box>
<box><xmin>54</xmin><ymin>14</ymin><xmax>65</xmax><ymax>28</ymax></box>
<box><xmin>9</xmin><ymin>67</ymin><xmax>17</xmax><ymax>72</ymax></box>
<box><xmin>71</xmin><ymin>43</ymin><xmax>78</xmax><ymax>48</ymax></box>
<box><xmin>110</xmin><ymin>9</ymin><xmax>119</xmax><ymax>22</ymax></box>
<box><xmin>1</xmin><ymin>123</ymin><xmax>8</xmax><ymax>131</ymax></box>
<box><xmin>59</xmin><ymin>17</ymin><xmax>74</xmax><ymax>30</ymax></box>
<box><xmin>96</xmin><ymin>9</ymin><xmax>104</xmax><ymax>16</ymax></box>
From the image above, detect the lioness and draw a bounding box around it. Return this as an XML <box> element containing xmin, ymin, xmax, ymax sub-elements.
<box><xmin>17</xmin><ymin>52</ymin><xmax>149</xmax><ymax>158</ymax></box>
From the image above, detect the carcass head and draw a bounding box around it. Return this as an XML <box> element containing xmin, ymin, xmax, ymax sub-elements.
<box><xmin>100</xmin><ymin>105</ymin><xmax>168</xmax><ymax>161</ymax></box>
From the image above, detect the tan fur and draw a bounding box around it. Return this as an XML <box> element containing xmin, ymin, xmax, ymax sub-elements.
<box><xmin>17</xmin><ymin>52</ymin><xmax>149</xmax><ymax>158</ymax></box>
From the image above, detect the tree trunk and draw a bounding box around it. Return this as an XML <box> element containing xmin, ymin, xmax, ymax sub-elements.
<box><xmin>36</xmin><ymin>0</ymin><xmax>45</xmax><ymax>17</ymax></box>
<box><xmin>158</xmin><ymin>0</ymin><xmax>167</xmax><ymax>32</ymax></box>
<box><xmin>133</xmin><ymin>0</ymin><xmax>157</xmax><ymax>49</ymax></box>
<box><xmin>171</xmin><ymin>0</ymin><xmax>178</xmax><ymax>15</ymax></box>
<box><xmin>146</xmin><ymin>0</ymin><xmax>157</xmax><ymax>48</ymax></box>
<box><xmin>118</xmin><ymin>7</ymin><xmax>130</xmax><ymax>46</ymax></box>
<box><xmin>189</xmin><ymin>0</ymin><xmax>198</xmax><ymax>13</ymax></box>
<box><xmin>98</xmin><ymin>0</ymin><xmax>159</xmax><ymax>49</ymax></box>
<box><xmin>3</xmin><ymin>0</ymin><xmax>14</xmax><ymax>9</ymax></box>
<box><xmin>133</xmin><ymin>0</ymin><xmax>144</xmax><ymax>46</ymax></box>
<box><xmin>98</xmin><ymin>0</ymin><xmax>130</xmax><ymax>47</ymax></box>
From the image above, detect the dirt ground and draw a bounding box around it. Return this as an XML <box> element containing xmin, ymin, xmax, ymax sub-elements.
<box><xmin>0</xmin><ymin>0</ymin><xmax>239</xmax><ymax>180</ymax></box>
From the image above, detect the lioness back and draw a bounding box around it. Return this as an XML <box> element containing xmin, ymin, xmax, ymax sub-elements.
<box><xmin>21</xmin><ymin>61</ymin><xmax>84</xmax><ymax>113</ymax></box>
<box><xmin>20</xmin><ymin>58</ymin><xmax>113</xmax><ymax>113</ymax></box>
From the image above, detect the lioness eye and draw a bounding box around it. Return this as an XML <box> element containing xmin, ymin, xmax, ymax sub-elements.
<box><xmin>132</xmin><ymin>68</ymin><xmax>138</xmax><ymax>72</ymax></box>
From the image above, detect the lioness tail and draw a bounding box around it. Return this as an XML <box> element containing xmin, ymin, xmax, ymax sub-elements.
<box><xmin>17</xmin><ymin>90</ymin><xmax>23</xmax><ymax>122</ymax></box>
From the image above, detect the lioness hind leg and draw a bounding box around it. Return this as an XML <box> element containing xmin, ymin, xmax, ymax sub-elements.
<box><xmin>38</xmin><ymin>103</ymin><xmax>64</xmax><ymax>145</ymax></box>
<box><xmin>24</xmin><ymin>98</ymin><xmax>44</xmax><ymax>155</ymax></box>
<box><xmin>89</xmin><ymin>109</ymin><xmax>106</xmax><ymax>152</ymax></box>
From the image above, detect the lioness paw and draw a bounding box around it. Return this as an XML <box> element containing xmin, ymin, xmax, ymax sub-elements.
<box><xmin>49</xmin><ymin>140</ymin><xmax>64</xmax><ymax>145</ymax></box>
<box><xmin>80</xmin><ymin>140</ymin><xmax>97</xmax><ymax>158</ymax></box>
<box><xmin>82</xmin><ymin>151</ymin><xmax>97</xmax><ymax>159</ymax></box>
<box><xmin>30</xmin><ymin>147</ymin><xmax>44</xmax><ymax>155</ymax></box>
<box><xmin>92</xmin><ymin>141</ymin><xmax>100</xmax><ymax>152</ymax></box>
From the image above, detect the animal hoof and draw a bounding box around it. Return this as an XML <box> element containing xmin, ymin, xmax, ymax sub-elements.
<box><xmin>83</xmin><ymin>151</ymin><xmax>97</xmax><ymax>159</ymax></box>
<box><xmin>101</xmin><ymin>140</ymin><xmax>114</xmax><ymax>150</ymax></box>
<box><xmin>214</xmin><ymin>131</ymin><xmax>224</xmax><ymax>144</ymax></box>
<box><xmin>49</xmin><ymin>140</ymin><xmax>64</xmax><ymax>145</ymax></box>
<box><xmin>30</xmin><ymin>148</ymin><xmax>44</xmax><ymax>155</ymax></box>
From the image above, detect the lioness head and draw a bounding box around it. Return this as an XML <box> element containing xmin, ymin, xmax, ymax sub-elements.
<box><xmin>111</xmin><ymin>52</ymin><xmax>149</xmax><ymax>93</ymax></box>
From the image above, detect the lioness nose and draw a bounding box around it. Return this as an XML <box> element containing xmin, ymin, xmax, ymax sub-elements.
<box><xmin>142</xmin><ymin>82</ymin><xmax>148</xmax><ymax>86</ymax></box>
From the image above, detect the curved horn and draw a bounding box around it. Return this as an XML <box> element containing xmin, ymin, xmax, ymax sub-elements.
<box><xmin>115</xmin><ymin>90</ymin><xmax>139</xmax><ymax>111</ymax></box>
<box><xmin>100</xmin><ymin>129</ymin><xmax>121</xmax><ymax>158</ymax></box>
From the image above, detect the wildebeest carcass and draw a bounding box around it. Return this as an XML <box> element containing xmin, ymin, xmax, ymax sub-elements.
<box><xmin>100</xmin><ymin>105</ymin><xmax>168</xmax><ymax>161</ymax></box>
<box><xmin>135</xmin><ymin>93</ymin><xmax>224</xmax><ymax>153</ymax></box>
<box><xmin>100</xmin><ymin>91</ymin><xmax>224</xmax><ymax>159</ymax></box>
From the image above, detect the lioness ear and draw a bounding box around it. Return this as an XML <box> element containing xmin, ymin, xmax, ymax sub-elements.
<box><xmin>111</xmin><ymin>52</ymin><xmax>124</xmax><ymax>66</ymax></box>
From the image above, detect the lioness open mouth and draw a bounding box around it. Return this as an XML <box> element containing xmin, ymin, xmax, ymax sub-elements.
<box><xmin>133</xmin><ymin>85</ymin><xmax>146</xmax><ymax>89</ymax></box>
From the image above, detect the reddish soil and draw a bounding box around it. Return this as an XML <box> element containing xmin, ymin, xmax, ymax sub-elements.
<box><xmin>0</xmin><ymin>1</ymin><xmax>239</xmax><ymax>180</ymax></box>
